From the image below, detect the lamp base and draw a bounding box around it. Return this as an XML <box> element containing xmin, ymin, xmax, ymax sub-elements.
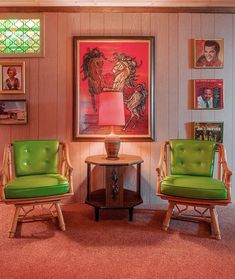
<box><xmin>104</xmin><ymin>134</ymin><xmax>121</xmax><ymax>160</ymax></box>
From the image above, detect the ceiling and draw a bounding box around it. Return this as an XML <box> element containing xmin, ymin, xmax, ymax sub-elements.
<box><xmin>1</xmin><ymin>0</ymin><xmax>235</xmax><ymax>7</ymax></box>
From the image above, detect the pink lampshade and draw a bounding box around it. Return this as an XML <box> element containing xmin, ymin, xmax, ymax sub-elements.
<box><xmin>98</xmin><ymin>92</ymin><xmax>125</xmax><ymax>126</ymax></box>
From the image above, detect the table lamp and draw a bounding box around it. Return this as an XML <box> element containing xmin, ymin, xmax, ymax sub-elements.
<box><xmin>98</xmin><ymin>91</ymin><xmax>125</xmax><ymax>160</ymax></box>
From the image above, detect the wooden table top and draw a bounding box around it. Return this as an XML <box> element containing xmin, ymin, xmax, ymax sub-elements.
<box><xmin>85</xmin><ymin>154</ymin><xmax>143</xmax><ymax>166</ymax></box>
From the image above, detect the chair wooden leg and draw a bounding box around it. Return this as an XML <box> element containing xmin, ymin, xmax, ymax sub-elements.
<box><xmin>9</xmin><ymin>206</ymin><xmax>21</xmax><ymax>238</ymax></box>
<box><xmin>162</xmin><ymin>202</ymin><xmax>174</xmax><ymax>231</ymax></box>
<box><xmin>55</xmin><ymin>202</ymin><xmax>66</xmax><ymax>231</ymax></box>
<box><xmin>210</xmin><ymin>207</ymin><xmax>221</xmax><ymax>240</ymax></box>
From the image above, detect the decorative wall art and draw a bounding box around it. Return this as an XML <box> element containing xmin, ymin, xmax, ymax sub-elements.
<box><xmin>194</xmin><ymin>122</ymin><xmax>223</xmax><ymax>143</ymax></box>
<box><xmin>194</xmin><ymin>39</ymin><xmax>224</xmax><ymax>68</ymax></box>
<box><xmin>194</xmin><ymin>79</ymin><xmax>224</xmax><ymax>109</ymax></box>
<box><xmin>73</xmin><ymin>36</ymin><xmax>155</xmax><ymax>141</ymax></box>
<box><xmin>0</xmin><ymin>100</ymin><xmax>27</xmax><ymax>124</ymax></box>
<box><xmin>0</xmin><ymin>61</ymin><xmax>25</xmax><ymax>94</ymax></box>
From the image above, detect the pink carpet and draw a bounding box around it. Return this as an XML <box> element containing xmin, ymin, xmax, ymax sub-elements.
<box><xmin>0</xmin><ymin>203</ymin><xmax>235</xmax><ymax>278</ymax></box>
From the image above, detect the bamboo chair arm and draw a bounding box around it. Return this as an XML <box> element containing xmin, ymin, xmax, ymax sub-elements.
<box><xmin>156</xmin><ymin>142</ymin><xmax>168</xmax><ymax>195</ymax></box>
<box><xmin>0</xmin><ymin>144</ymin><xmax>12</xmax><ymax>201</ymax></box>
<box><xmin>60</xmin><ymin>142</ymin><xmax>74</xmax><ymax>194</ymax></box>
<box><xmin>217</xmin><ymin>143</ymin><xmax>232</xmax><ymax>201</ymax></box>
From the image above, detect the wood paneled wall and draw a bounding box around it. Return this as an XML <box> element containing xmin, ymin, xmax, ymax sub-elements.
<box><xmin>1</xmin><ymin>12</ymin><xmax>234</xmax><ymax>207</ymax></box>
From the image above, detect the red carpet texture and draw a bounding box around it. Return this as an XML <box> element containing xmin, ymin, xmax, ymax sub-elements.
<box><xmin>0</xmin><ymin>203</ymin><xmax>235</xmax><ymax>279</ymax></box>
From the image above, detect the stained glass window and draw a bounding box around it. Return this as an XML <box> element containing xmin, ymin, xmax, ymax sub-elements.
<box><xmin>0</xmin><ymin>16</ymin><xmax>44</xmax><ymax>57</ymax></box>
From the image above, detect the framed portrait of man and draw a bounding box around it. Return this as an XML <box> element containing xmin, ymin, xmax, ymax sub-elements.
<box><xmin>194</xmin><ymin>79</ymin><xmax>224</xmax><ymax>109</ymax></box>
<box><xmin>194</xmin><ymin>39</ymin><xmax>224</xmax><ymax>68</ymax></box>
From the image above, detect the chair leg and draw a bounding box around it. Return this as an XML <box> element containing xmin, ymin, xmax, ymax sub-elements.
<box><xmin>55</xmin><ymin>202</ymin><xmax>66</xmax><ymax>231</ymax></box>
<box><xmin>162</xmin><ymin>202</ymin><xmax>174</xmax><ymax>231</ymax></box>
<box><xmin>210</xmin><ymin>207</ymin><xmax>221</xmax><ymax>240</ymax></box>
<box><xmin>9</xmin><ymin>206</ymin><xmax>21</xmax><ymax>238</ymax></box>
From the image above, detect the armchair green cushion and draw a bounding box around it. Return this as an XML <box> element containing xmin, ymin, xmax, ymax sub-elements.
<box><xmin>161</xmin><ymin>175</ymin><xmax>227</xmax><ymax>200</ymax></box>
<box><xmin>14</xmin><ymin>140</ymin><xmax>59</xmax><ymax>177</ymax></box>
<box><xmin>170</xmin><ymin>140</ymin><xmax>216</xmax><ymax>177</ymax></box>
<box><xmin>5</xmin><ymin>174</ymin><xmax>69</xmax><ymax>199</ymax></box>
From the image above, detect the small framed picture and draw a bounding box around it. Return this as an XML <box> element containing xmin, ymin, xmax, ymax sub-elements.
<box><xmin>0</xmin><ymin>100</ymin><xmax>27</xmax><ymax>124</ymax></box>
<box><xmin>194</xmin><ymin>122</ymin><xmax>223</xmax><ymax>143</ymax></box>
<box><xmin>0</xmin><ymin>61</ymin><xmax>25</xmax><ymax>94</ymax></box>
<box><xmin>194</xmin><ymin>79</ymin><xmax>224</xmax><ymax>109</ymax></box>
<box><xmin>194</xmin><ymin>39</ymin><xmax>224</xmax><ymax>68</ymax></box>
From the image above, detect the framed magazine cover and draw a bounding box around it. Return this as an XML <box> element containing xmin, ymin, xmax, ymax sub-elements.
<box><xmin>194</xmin><ymin>79</ymin><xmax>224</xmax><ymax>109</ymax></box>
<box><xmin>194</xmin><ymin>122</ymin><xmax>223</xmax><ymax>143</ymax></box>
<box><xmin>73</xmin><ymin>36</ymin><xmax>155</xmax><ymax>141</ymax></box>
<box><xmin>194</xmin><ymin>39</ymin><xmax>224</xmax><ymax>68</ymax></box>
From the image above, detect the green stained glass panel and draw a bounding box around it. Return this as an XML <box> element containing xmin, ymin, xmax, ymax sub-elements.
<box><xmin>0</xmin><ymin>18</ymin><xmax>41</xmax><ymax>54</ymax></box>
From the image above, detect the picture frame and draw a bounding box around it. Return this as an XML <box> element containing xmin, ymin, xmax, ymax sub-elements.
<box><xmin>193</xmin><ymin>79</ymin><xmax>224</xmax><ymax>109</ymax></box>
<box><xmin>194</xmin><ymin>122</ymin><xmax>223</xmax><ymax>143</ymax></box>
<box><xmin>0</xmin><ymin>100</ymin><xmax>27</xmax><ymax>124</ymax></box>
<box><xmin>73</xmin><ymin>36</ymin><xmax>155</xmax><ymax>141</ymax></box>
<box><xmin>0</xmin><ymin>61</ymin><xmax>25</xmax><ymax>94</ymax></box>
<box><xmin>194</xmin><ymin>39</ymin><xmax>224</xmax><ymax>68</ymax></box>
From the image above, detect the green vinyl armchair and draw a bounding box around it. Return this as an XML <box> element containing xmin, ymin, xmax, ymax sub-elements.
<box><xmin>156</xmin><ymin>139</ymin><xmax>232</xmax><ymax>240</ymax></box>
<box><xmin>0</xmin><ymin>140</ymin><xmax>73</xmax><ymax>237</ymax></box>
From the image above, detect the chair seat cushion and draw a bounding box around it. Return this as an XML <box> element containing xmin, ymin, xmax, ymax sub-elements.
<box><xmin>5</xmin><ymin>174</ymin><xmax>69</xmax><ymax>199</ymax></box>
<box><xmin>161</xmin><ymin>175</ymin><xmax>227</xmax><ymax>200</ymax></box>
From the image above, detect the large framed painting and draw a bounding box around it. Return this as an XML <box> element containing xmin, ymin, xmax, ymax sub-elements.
<box><xmin>73</xmin><ymin>36</ymin><xmax>155</xmax><ymax>141</ymax></box>
<box><xmin>194</xmin><ymin>39</ymin><xmax>224</xmax><ymax>68</ymax></box>
<box><xmin>193</xmin><ymin>79</ymin><xmax>224</xmax><ymax>109</ymax></box>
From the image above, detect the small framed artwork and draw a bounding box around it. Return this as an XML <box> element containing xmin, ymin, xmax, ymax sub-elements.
<box><xmin>73</xmin><ymin>36</ymin><xmax>155</xmax><ymax>141</ymax></box>
<box><xmin>0</xmin><ymin>61</ymin><xmax>25</xmax><ymax>94</ymax></box>
<box><xmin>194</xmin><ymin>122</ymin><xmax>223</xmax><ymax>143</ymax></box>
<box><xmin>0</xmin><ymin>100</ymin><xmax>27</xmax><ymax>124</ymax></box>
<box><xmin>194</xmin><ymin>39</ymin><xmax>224</xmax><ymax>68</ymax></box>
<box><xmin>194</xmin><ymin>79</ymin><xmax>224</xmax><ymax>109</ymax></box>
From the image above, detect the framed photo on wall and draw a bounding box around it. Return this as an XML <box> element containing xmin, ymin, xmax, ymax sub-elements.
<box><xmin>194</xmin><ymin>79</ymin><xmax>224</xmax><ymax>109</ymax></box>
<box><xmin>0</xmin><ymin>61</ymin><xmax>25</xmax><ymax>94</ymax></box>
<box><xmin>0</xmin><ymin>100</ymin><xmax>27</xmax><ymax>124</ymax></box>
<box><xmin>73</xmin><ymin>36</ymin><xmax>155</xmax><ymax>141</ymax></box>
<box><xmin>194</xmin><ymin>122</ymin><xmax>223</xmax><ymax>143</ymax></box>
<box><xmin>194</xmin><ymin>39</ymin><xmax>224</xmax><ymax>68</ymax></box>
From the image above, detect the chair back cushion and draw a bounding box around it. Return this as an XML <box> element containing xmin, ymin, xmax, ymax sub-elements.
<box><xmin>169</xmin><ymin>139</ymin><xmax>216</xmax><ymax>177</ymax></box>
<box><xmin>14</xmin><ymin>140</ymin><xmax>59</xmax><ymax>177</ymax></box>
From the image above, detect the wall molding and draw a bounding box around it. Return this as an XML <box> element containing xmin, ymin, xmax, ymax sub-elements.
<box><xmin>0</xmin><ymin>6</ymin><xmax>235</xmax><ymax>14</ymax></box>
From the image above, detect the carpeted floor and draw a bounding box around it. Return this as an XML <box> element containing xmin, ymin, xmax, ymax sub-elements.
<box><xmin>0</xmin><ymin>203</ymin><xmax>235</xmax><ymax>279</ymax></box>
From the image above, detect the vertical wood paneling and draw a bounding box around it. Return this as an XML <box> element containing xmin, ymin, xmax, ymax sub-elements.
<box><xmin>57</xmin><ymin>13</ymin><xmax>68</xmax><ymax>142</ymax></box>
<box><xmin>178</xmin><ymin>14</ymin><xmax>192</xmax><ymax>139</ymax></box>
<box><xmin>215</xmin><ymin>15</ymin><xmax>233</xmax><ymax>166</ymax></box>
<box><xmin>0</xmin><ymin>11</ymin><xmax>234</xmax><ymax>206</ymax></box>
<box><xmin>38</xmin><ymin>13</ymin><xmax>58</xmax><ymax>138</ymax></box>
<box><xmin>191</xmin><ymin>14</ymin><xmax>202</xmax><ymax>123</ymax></box>
<box><xmin>169</xmin><ymin>13</ymin><xmax>179</xmax><ymax>139</ymax></box>
<box><xmin>29</xmin><ymin>59</ymin><xmax>39</xmax><ymax>139</ymax></box>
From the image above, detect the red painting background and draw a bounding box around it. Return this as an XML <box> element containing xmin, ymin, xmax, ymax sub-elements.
<box><xmin>77</xmin><ymin>40</ymin><xmax>151</xmax><ymax>137</ymax></box>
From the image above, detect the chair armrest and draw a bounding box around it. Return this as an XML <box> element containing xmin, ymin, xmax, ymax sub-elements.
<box><xmin>218</xmin><ymin>144</ymin><xmax>232</xmax><ymax>201</ymax></box>
<box><xmin>0</xmin><ymin>144</ymin><xmax>12</xmax><ymax>201</ymax></box>
<box><xmin>60</xmin><ymin>142</ymin><xmax>74</xmax><ymax>194</ymax></box>
<box><xmin>156</xmin><ymin>142</ymin><xmax>168</xmax><ymax>195</ymax></box>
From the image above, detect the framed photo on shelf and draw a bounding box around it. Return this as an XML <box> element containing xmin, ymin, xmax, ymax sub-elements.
<box><xmin>194</xmin><ymin>39</ymin><xmax>224</xmax><ymax>68</ymax></box>
<box><xmin>194</xmin><ymin>79</ymin><xmax>224</xmax><ymax>109</ymax></box>
<box><xmin>73</xmin><ymin>36</ymin><xmax>155</xmax><ymax>141</ymax></box>
<box><xmin>194</xmin><ymin>122</ymin><xmax>223</xmax><ymax>143</ymax></box>
<box><xmin>0</xmin><ymin>61</ymin><xmax>25</xmax><ymax>94</ymax></box>
<box><xmin>0</xmin><ymin>100</ymin><xmax>27</xmax><ymax>124</ymax></box>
